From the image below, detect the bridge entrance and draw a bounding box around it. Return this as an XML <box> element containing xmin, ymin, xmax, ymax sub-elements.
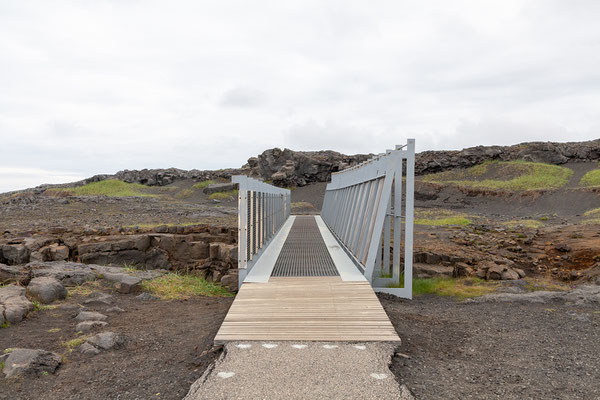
<box><xmin>215</xmin><ymin>140</ymin><xmax>415</xmax><ymax>343</ymax></box>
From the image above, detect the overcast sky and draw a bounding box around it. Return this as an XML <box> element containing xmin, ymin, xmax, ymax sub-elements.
<box><xmin>1</xmin><ymin>0</ymin><xmax>599</xmax><ymax>193</ymax></box>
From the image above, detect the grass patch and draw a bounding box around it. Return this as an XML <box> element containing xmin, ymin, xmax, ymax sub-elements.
<box><xmin>584</xmin><ymin>208</ymin><xmax>600</xmax><ymax>217</ymax></box>
<box><xmin>580</xmin><ymin>169</ymin><xmax>600</xmax><ymax>187</ymax></box>
<box><xmin>388</xmin><ymin>277</ymin><xmax>498</xmax><ymax>299</ymax></box>
<box><xmin>140</xmin><ymin>273</ymin><xmax>233</xmax><ymax>300</ymax></box>
<box><xmin>62</xmin><ymin>337</ymin><xmax>87</xmax><ymax>351</ymax></box>
<box><xmin>67</xmin><ymin>281</ymin><xmax>101</xmax><ymax>297</ymax></box>
<box><xmin>3</xmin><ymin>348</ymin><xmax>16</xmax><ymax>354</ymax></box>
<box><xmin>174</xmin><ymin>188</ymin><xmax>194</xmax><ymax>199</ymax></box>
<box><xmin>422</xmin><ymin>160</ymin><xmax>573</xmax><ymax>191</ymax></box>
<box><xmin>47</xmin><ymin>328</ymin><xmax>61</xmax><ymax>333</ymax></box>
<box><xmin>192</xmin><ymin>180</ymin><xmax>217</xmax><ymax>189</ymax></box>
<box><xmin>414</xmin><ymin>208</ymin><xmax>472</xmax><ymax>226</ymax></box>
<box><xmin>415</xmin><ymin>217</ymin><xmax>471</xmax><ymax>226</ymax></box>
<box><xmin>48</xmin><ymin>180</ymin><xmax>155</xmax><ymax>197</ymax></box>
<box><xmin>122</xmin><ymin>263</ymin><xmax>140</xmax><ymax>274</ymax></box>
<box><xmin>208</xmin><ymin>190</ymin><xmax>238</xmax><ymax>200</ymax></box>
<box><xmin>1</xmin><ymin>322</ymin><xmax>10</xmax><ymax>329</ymax></box>
<box><xmin>0</xmin><ymin>362</ymin><xmax>4</xmax><ymax>370</ymax></box>
<box><xmin>503</xmin><ymin>219</ymin><xmax>544</xmax><ymax>229</ymax></box>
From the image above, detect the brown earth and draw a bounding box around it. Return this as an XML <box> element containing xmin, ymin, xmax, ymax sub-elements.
<box><xmin>0</xmin><ymin>282</ymin><xmax>232</xmax><ymax>400</ymax></box>
<box><xmin>382</xmin><ymin>294</ymin><xmax>600</xmax><ymax>400</ymax></box>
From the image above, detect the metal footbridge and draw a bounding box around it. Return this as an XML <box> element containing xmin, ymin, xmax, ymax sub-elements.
<box><xmin>214</xmin><ymin>140</ymin><xmax>415</xmax><ymax>343</ymax></box>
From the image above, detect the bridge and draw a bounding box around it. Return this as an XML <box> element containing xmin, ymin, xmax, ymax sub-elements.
<box><xmin>214</xmin><ymin>140</ymin><xmax>415</xmax><ymax>343</ymax></box>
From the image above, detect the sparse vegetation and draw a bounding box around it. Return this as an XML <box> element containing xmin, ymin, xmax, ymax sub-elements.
<box><xmin>192</xmin><ymin>180</ymin><xmax>217</xmax><ymax>189</ymax></box>
<box><xmin>62</xmin><ymin>337</ymin><xmax>87</xmax><ymax>351</ymax></box>
<box><xmin>48</xmin><ymin>180</ymin><xmax>155</xmax><ymax>197</ymax></box>
<box><xmin>580</xmin><ymin>168</ymin><xmax>600</xmax><ymax>187</ymax></box>
<box><xmin>208</xmin><ymin>190</ymin><xmax>238</xmax><ymax>200</ymax></box>
<box><xmin>388</xmin><ymin>277</ymin><xmax>498</xmax><ymax>299</ymax></box>
<box><xmin>503</xmin><ymin>219</ymin><xmax>544</xmax><ymax>229</ymax></box>
<box><xmin>414</xmin><ymin>209</ymin><xmax>472</xmax><ymax>226</ymax></box>
<box><xmin>122</xmin><ymin>263</ymin><xmax>140</xmax><ymax>273</ymax></box>
<box><xmin>140</xmin><ymin>273</ymin><xmax>233</xmax><ymax>300</ymax></box>
<box><xmin>67</xmin><ymin>281</ymin><xmax>101</xmax><ymax>297</ymax></box>
<box><xmin>174</xmin><ymin>188</ymin><xmax>194</xmax><ymax>199</ymax></box>
<box><xmin>422</xmin><ymin>160</ymin><xmax>573</xmax><ymax>191</ymax></box>
<box><xmin>47</xmin><ymin>328</ymin><xmax>61</xmax><ymax>333</ymax></box>
<box><xmin>1</xmin><ymin>322</ymin><xmax>10</xmax><ymax>329</ymax></box>
<box><xmin>3</xmin><ymin>348</ymin><xmax>16</xmax><ymax>354</ymax></box>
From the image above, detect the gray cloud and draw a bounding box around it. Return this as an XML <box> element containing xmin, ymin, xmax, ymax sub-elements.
<box><xmin>0</xmin><ymin>0</ymin><xmax>599</xmax><ymax>192</ymax></box>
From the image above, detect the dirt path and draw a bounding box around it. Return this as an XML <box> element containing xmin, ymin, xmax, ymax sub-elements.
<box><xmin>381</xmin><ymin>294</ymin><xmax>600</xmax><ymax>400</ymax></box>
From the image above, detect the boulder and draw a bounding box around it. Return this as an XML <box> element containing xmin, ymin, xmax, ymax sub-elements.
<box><xmin>220</xmin><ymin>271</ymin><xmax>238</xmax><ymax>292</ymax></box>
<box><xmin>501</xmin><ymin>268</ymin><xmax>520</xmax><ymax>281</ymax></box>
<box><xmin>453</xmin><ymin>263</ymin><xmax>474</xmax><ymax>278</ymax></box>
<box><xmin>76</xmin><ymin>320</ymin><xmax>108</xmax><ymax>333</ymax></box>
<box><xmin>486</xmin><ymin>264</ymin><xmax>504</xmax><ymax>280</ymax></box>
<box><xmin>102</xmin><ymin>272</ymin><xmax>142</xmax><ymax>294</ymax></box>
<box><xmin>75</xmin><ymin>311</ymin><xmax>107</xmax><ymax>322</ymax></box>
<box><xmin>47</xmin><ymin>244</ymin><xmax>70</xmax><ymax>261</ymax></box>
<box><xmin>86</xmin><ymin>331</ymin><xmax>124</xmax><ymax>350</ymax></box>
<box><xmin>2</xmin><ymin>348</ymin><xmax>62</xmax><ymax>377</ymax></box>
<box><xmin>0</xmin><ymin>285</ymin><xmax>33</xmax><ymax>324</ymax></box>
<box><xmin>413</xmin><ymin>263</ymin><xmax>454</xmax><ymax>278</ymax></box>
<box><xmin>1</xmin><ymin>244</ymin><xmax>29</xmax><ymax>265</ymax></box>
<box><xmin>144</xmin><ymin>247</ymin><xmax>170</xmax><ymax>269</ymax></box>
<box><xmin>0</xmin><ymin>264</ymin><xmax>30</xmax><ymax>285</ymax></box>
<box><xmin>190</xmin><ymin>242</ymin><xmax>210</xmax><ymax>259</ymax></box>
<box><xmin>27</xmin><ymin>261</ymin><xmax>97</xmax><ymax>286</ymax></box>
<box><xmin>27</xmin><ymin>277</ymin><xmax>67</xmax><ymax>304</ymax></box>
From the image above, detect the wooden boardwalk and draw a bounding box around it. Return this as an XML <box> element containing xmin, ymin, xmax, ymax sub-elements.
<box><xmin>214</xmin><ymin>276</ymin><xmax>400</xmax><ymax>343</ymax></box>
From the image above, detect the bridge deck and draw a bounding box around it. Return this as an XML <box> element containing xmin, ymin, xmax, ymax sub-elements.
<box><xmin>214</xmin><ymin>216</ymin><xmax>400</xmax><ymax>343</ymax></box>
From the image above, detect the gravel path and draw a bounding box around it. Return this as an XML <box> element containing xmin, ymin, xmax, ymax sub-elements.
<box><xmin>185</xmin><ymin>342</ymin><xmax>413</xmax><ymax>400</ymax></box>
<box><xmin>381</xmin><ymin>294</ymin><xmax>600</xmax><ymax>400</ymax></box>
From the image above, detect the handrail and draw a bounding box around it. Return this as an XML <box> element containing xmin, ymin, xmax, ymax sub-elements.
<box><xmin>232</xmin><ymin>176</ymin><xmax>291</xmax><ymax>288</ymax></box>
<box><xmin>321</xmin><ymin>139</ymin><xmax>415</xmax><ymax>299</ymax></box>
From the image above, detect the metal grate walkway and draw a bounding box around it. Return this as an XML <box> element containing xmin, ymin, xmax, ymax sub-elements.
<box><xmin>271</xmin><ymin>216</ymin><xmax>339</xmax><ymax>277</ymax></box>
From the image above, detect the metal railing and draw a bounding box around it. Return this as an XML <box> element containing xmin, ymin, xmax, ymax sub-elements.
<box><xmin>321</xmin><ymin>139</ymin><xmax>415</xmax><ymax>298</ymax></box>
<box><xmin>233</xmin><ymin>175</ymin><xmax>291</xmax><ymax>288</ymax></box>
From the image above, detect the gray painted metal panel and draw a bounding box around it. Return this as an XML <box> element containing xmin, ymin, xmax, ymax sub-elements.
<box><xmin>321</xmin><ymin>140</ymin><xmax>416</xmax><ymax>299</ymax></box>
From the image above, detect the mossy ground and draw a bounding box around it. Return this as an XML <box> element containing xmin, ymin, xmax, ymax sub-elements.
<box><xmin>48</xmin><ymin>180</ymin><xmax>156</xmax><ymax>197</ymax></box>
<box><xmin>140</xmin><ymin>273</ymin><xmax>233</xmax><ymax>300</ymax></box>
<box><xmin>421</xmin><ymin>160</ymin><xmax>573</xmax><ymax>191</ymax></box>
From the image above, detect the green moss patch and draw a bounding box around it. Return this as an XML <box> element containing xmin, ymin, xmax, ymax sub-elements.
<box><xmin>49</xmin><ymin>180</ymin><xmax>155</xmax><ymax>197</ymax></box>
<box><xmin>580</xmin><ymin>169</ymin><xmax>600</xmax><ymax>187</ymax></box>
<box><xmin>422</xmin><ymin>160</ymin><xmax>573</xmax><ymax>191</ymax></box>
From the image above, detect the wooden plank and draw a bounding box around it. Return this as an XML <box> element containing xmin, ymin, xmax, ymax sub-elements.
<box><xmin>214</xmin><ymin>276</ymin><xmax>400</xmax><ymax>343</ymax></box>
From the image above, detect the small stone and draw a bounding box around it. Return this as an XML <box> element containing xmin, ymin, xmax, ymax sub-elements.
<box><xmin>83</xmin><ymin>293</ymin><xmax>114</xmax><ymax>306</ymax></box>
<box><xmin>136</xmin><ymin>292</ymin><xmax>158</xmax><ymax>301</ymax></box>
<box><xmin>106</xmin><ymin>306</ymin><xmax>125</xmax><ymax>313</ymax></box>
<box><xmin>86</xmin><ymin>331</ymin><xmax>125</xmax><ymax>350</ymax></box>
<box><xmin>555</xmin><ymin>243</ymin><xmax>571</xmax><ymax>252</ymax></box>
<box><xmin>75</xmin><ymin>311</ymin><xmax>107</xmax><ymax>322</ymax></box>
<box><xmin>76</xmin><ymin>320</ymin><xmax>108</xmax><ymax>333</ymax></box>
<box><xmin>79</xmin><ymin>342</ymin><xmax>100</xmax><ymax>355</ymax></box>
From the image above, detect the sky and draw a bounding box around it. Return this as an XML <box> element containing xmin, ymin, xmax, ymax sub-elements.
<box><xmin>1</xmin><ymin>0</ymin><xmax>599</xmax><ymax>193</ymax></box>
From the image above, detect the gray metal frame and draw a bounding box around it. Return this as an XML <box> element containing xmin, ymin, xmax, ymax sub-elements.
<box><xmin>233</xmin><ymin>175</ymin><xmax>291</xmax><ymax>288</ymax></box>
<box><xmin>321</xmin><ymin>139</ymin><xmax>415</xmax><ymax>299</ymax></box>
